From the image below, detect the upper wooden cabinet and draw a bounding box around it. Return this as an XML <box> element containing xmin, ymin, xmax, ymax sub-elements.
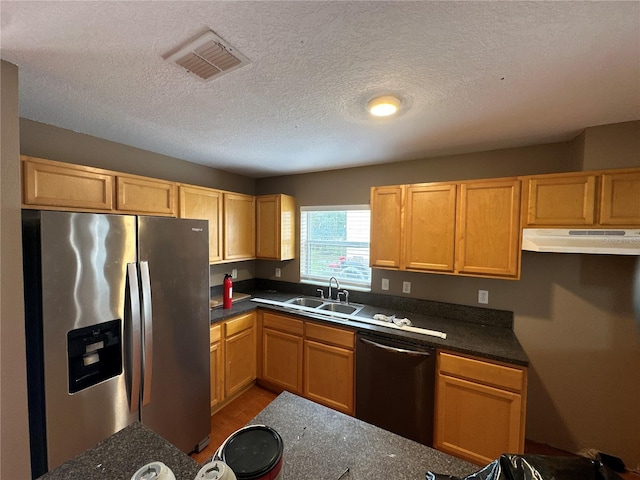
<box><xmin>370</xmin><ymin>185</ymin><xmax>404</xmax><ymax>268</ymax></box>
<box><xmin>371</xmin><ymin>178</ymin><xmax>521</xmax><ymax>279</ymax></box>
<box><xmin>179</xmin><ymin>184</ymin><xmax>223</xmax><ymax>263</ymax></box>
<box><xmin>600</xmin><ymin>170</ymin><xmax>640</xmax><ymax>225</ymax></box>
<box><xmin>522</xmin><ymin>173</ymin><xmax>597</xmax><ymax>226</ymax></box>
<box><xmin>224</xmin><ymin>192</ymin><xmax>256</xmax><ymax>261</ymax></box>
<box><xmin>403</xmin><ymin>184</ymin><xmax>457</xmax><ymax>272</ymax></box>
<box><xmin>22</xmin><ymin>156</ymin><xmax>177</xmax><ymax>216</ymax></box>
<box><xmin>22</xmin><ymin>156</ymin><xmax>115</xmax><ymax>212</ymax></box>
<box><xmin>256</xmin><ymin>194</ymin><xmax>296</xmax><ymax>261</ymax></box>
<box><xmin>522</xmin><ymin>168</ymin><xmax>640</xmax><ymax>227</ymax></box>
<box><xmin>456</xmin><ymin>179</ymin><xmax>521</xmax><ymax>278</ymax></box>
<box><xmin>116</xmin><ymin>174</ymin><xmax>176</xmax><ymax>216</ymax></box>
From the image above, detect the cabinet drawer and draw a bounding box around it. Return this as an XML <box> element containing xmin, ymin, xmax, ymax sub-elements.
<box><xmin>210</xmin><ymin>324</ymin><xmax>221</xmax><ymax>344</ymax></box>
<box><xmin>439</xmin><ymin>352</ymin><xmax>524</xmax><ymax>393</ymax></box>
<box><xmin>225</xmin><ymin>312</ymin><xmax>255</xmax><ymax>337</ymax></box>
<box><xmin>263</xmin><ymin>312</ymin><xmax>304</xmax><ymax>336</ymax></box>
<box><xmin>305</xmin><ymin>322</ymin><xmax>354</xmax><ymax>349</ymax></box>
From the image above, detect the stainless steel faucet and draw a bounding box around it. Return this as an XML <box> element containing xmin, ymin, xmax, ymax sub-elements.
<box><xmin>338</xmin><ymin>289</ymin><xmax>349</xmax><ymax>305</ymax></box>
<box><xmin>328</xmin><ymin>276</ymin><xmax>340</xmax><ymax>300</ymax></box>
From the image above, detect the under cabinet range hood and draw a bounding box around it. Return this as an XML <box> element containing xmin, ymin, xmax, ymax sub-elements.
<box><xmin>522</xmin><ymin>228</ymin><xmax>640</xmax><ymax>255</ymax></box>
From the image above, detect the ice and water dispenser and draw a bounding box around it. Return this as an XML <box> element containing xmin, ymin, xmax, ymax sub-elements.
<box><xmin>67</xmin><ymin>319</ymin><xmax>122</xmax><ymax>394</ymax></box>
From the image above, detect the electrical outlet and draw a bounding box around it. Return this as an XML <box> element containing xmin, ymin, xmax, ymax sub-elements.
<box><xmin>478</xmin><ymin>289</ymin><xmax>489</xmax><ymax>304</ymax></box>
<box><xmin>381</xmin><ymin>278</ymin><xmax>389</xmax><ymax>290</ymax></box>
<box><xmin>275</xmin><ymin>268</ymin><xmax>281</xmax><ymax>278</ymax></box>
<box><xmin>231</xmin><ymin>269</ymin><xmax>237</xmax><ymax>279</ymax></box>
<box><xmin>402</xmin><ymin>281</ymin><xmax>411</xmax><ymax>294</ymax></box>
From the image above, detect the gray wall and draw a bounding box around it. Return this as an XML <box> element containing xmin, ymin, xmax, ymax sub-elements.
<box><xmin>20</xmin><ymin>119</ymin><xmax>256</xmax><ymax>195</ymax></box>
<box><xmin>0</xmin><ymin>60</ymin><xmax>31</xmax><ymax>479</ymax></box>
<box><xmin>255</xmin><ymin>121</ymin><xmax>640</xmax><ymax>469</ymax></box>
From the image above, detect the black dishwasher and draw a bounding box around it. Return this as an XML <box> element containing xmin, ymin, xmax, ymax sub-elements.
<box><xmin>355</xmin><ymin>332</ymin><xmax>436</xmax><ymax>446</ymax></box>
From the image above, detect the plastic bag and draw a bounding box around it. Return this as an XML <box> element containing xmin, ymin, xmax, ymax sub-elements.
<box><xmin>426</xmin><ymin>454</ymin><xmax>624</xmax><ymax>480</ymax></box>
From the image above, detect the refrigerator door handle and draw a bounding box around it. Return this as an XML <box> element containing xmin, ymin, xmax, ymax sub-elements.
<box><xmin>139</xmin><ymin>261</ymin><xmax>153</xmax><ymax>406</ymax></box>
<box><xmin>126</xmin><ymin>263</ymin><xmax>141</xmax><ymax>413</ymax></box>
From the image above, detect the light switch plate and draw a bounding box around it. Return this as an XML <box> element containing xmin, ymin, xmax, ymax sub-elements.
<box><xmin>231</xmin><ymin>268</ymin><xmax>238</xmax><ymax>279</ymax></box>
<box><xmin>381</xmin><ymin>278</ymin><xmax>389</xmax><ymax>290</ymax></box>
<box><xmin>478</xmin><ymin>290</ymin><xmax>489</xmax><ymax>304</ymax></box>
<box><xmin>275</xmin><ymin>268</ymin><xmax>281</xmax><ymax>278</ymax></box>
<box><xmin>402</xmin><ymin>281</ymin><xmax>411</xmax><ymax>294</ymax></box>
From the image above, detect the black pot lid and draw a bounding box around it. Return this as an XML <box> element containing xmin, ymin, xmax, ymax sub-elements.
<box><xmin>221</xmin><ymin>426</ymin><xmax>283</xmax><ymax>479</ymax></box>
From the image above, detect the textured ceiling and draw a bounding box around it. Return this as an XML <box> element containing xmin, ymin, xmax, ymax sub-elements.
<box><xmin>1</xmin><ymin>1</ymin><xmax>639</xmax><ymax>178</ymax></box>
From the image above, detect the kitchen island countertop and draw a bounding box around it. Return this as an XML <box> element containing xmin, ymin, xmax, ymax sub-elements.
<box><xmin>38</xmin><ymin>421</ymin><xmax>201</xmax><ymax>479</ymax></box>
<box><xmin>242</xmin><ymin>391</ymin><xmax>479</xmax><ymax>479</ymax></box>
<box><xmin>38</xmin><ymin>393</ymin><xmax>479</xmax><ymax>480</ymax></box>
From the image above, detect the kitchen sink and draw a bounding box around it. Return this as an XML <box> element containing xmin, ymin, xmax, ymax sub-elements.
<box><xmin>285</xmin><ymin>297</ymin><xmax>325</xmax><ymax>308</ymax></box>
<box><xmin>283</xmin><ymin>296</ymin><xmax>364</xmax><ymax>316</ymax></box>
<box><xmin>318</xmin><ymin>303</ymin><xmax>361</xmax><ymax>315</ymax></box>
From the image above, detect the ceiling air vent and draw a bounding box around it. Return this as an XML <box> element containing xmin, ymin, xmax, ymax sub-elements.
<box><xmin>163</xmin><ymin>30</ymin><xmax>250</xmax><ymax>81</ymax></box>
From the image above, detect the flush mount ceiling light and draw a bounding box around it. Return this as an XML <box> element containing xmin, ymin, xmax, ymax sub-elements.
<box><xmin>367</xmin><ymin>95</ymin><xmax>401</xmax><ymax>117</ymax></box>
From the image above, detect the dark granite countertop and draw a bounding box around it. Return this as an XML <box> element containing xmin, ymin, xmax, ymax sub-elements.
<box><xmin>39</xmin><ymin>422</ymin><xmax>201</xmax><ymax>480</ymax></box>
<box><xmin>242</xmin><ymin>391</ymin><xmax>479</xmax><ymax>480</ymax></box>
<box><xmin>211</xmin><ymin>288</ymin><xmax>528</xmax><ymax>366</ymax></box>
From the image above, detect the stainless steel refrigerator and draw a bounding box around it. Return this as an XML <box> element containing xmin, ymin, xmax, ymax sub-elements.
<box><xmin>22</xmin><ymin>210</ymin><xmax>211</xmax><ymax>478</ymax></box>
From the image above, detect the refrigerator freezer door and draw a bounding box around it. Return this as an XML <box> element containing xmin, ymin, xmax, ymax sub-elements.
<box><xmin>23</xmin><ymin>211</ymin><xmax>138</xmax><ymax>475</ymax></box>
<box><xmin>137</xmin><ymin>216</ymin><xmax>210</xmax><ymax>453</ymax></box>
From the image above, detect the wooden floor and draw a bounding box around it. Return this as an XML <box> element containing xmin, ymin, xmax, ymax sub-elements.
<box><xmin>190</xmin><ymin>385</ymin><xmax>277</xmax><ymax>464</ymax></box>
<box><xmin>191</xmin><ymin>386</ymin><xmax>639</xmax><ymax>479</ymax></box>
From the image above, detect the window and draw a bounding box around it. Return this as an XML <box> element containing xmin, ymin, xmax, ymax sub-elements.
<box><xmin>300</xmin><ymin>205</ymin><xmax>371</xmax><ymax>290</ymax></box>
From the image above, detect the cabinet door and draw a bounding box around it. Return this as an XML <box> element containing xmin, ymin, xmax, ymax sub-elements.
<box><xmin>403</xmin><ymin>184</ymin><xmax>456</xmax><ymax>272</ymax></box>
<box><xmin>370</xmin><ymin>186</ymin><xmax>403</xmax><ymax>268</ymax></box>
<box><xmin>116</xmin><ymin>175</ymin><xmax>176</xmax><ymax>216</ymax></box>
<box><xmin>524</xmin><ymin>175</ymin><xmax>596</xmax><ymax>226</ymax></box>
<box><xmin>179</xmin><ymin>185</ymin><xmax>223</xmax><ymax>263</ymax></box>
<box><xmin>224</xmin><ymin>192</ymin><xmax>256</xmax><ymax>261</ymax></box>
<box><xmin>456</xmin><ymin>180</ymin><xmax>521</xmax><ymax>278</ymax></box>
<box><xmin>209</xmin><ymin>325</ymin><xmax>224</xmax><ymax>412</ymax></box>
<box><xmin>600</xmin><ymin>171</ymin><xmax>640</xmax><ymax>225</ymax></box>
<box><xmin>22</xmin><ymin>156</ymin><xmax>114</xmax><ymax>211</ymax></box>
<box><xmin>262</xmin><ymin>328</ymin><xmax>303</xmax><ymax>394</ymax></box>
<box><xmin>256</xmin><ymin>194</ymin><xmax>296</xmax><ymax>260</ymax></box>
<box><xmin>435</xmin><ymin>373</ymin><xmax>523</xmax><ymax>465</ymax></box>
<box><xmin>224</xmin><ymin>313</ymin><xmax>256</xmax><ymax>398</ymax></box>
<box><xmin>304</xmin><ymin>340</ymin><xmax>354</xmax><ymax>415</ymax></box>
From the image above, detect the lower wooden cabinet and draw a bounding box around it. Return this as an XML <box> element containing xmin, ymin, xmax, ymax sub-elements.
<box><xmin>209</xmin><ymin>312</ymin><xmax>257</xmax><ymax>414</ymax></box>
<box><xmin>304</xmin><ymin>338</ymin><xmax>354</xmax><ymax>415</ymax></box>
<box><xmin>258</xmin><ymin>310</ymin><xmax>355</xmax><ymax>416</ymax></box>
<box><xmin>209</xmin><ymin>324</ymin><xmax>224</xmax><ymax>412</ymax></box>
<box><xmin>434</xmin><ymin>351</ymin><xmax>527</xmax><ymax>465</ymax></box>
<box><xmin>260</xmin><ymin>312</ymin><xmax>304</xmax><ymax>394</ymax></box>
<box><xmin>224</xmin><ymin>312</ymin><xmax>257</xmax><ymax>398</ymax></box>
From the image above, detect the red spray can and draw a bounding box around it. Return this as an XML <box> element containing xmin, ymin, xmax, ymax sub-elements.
<box><xmin>223</xmin><ymin>274</ymin><xmax>233</xmax><ymax>309</ymax></box>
